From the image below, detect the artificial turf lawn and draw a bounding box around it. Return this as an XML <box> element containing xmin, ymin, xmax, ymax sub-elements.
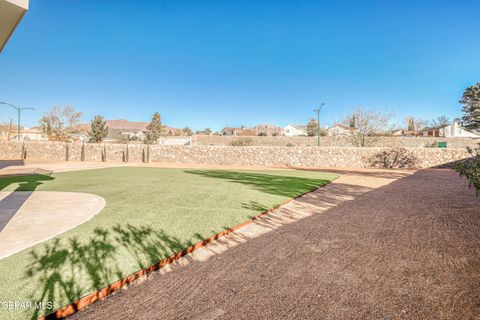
<box><xmin>0</xmin><ymin>167</ymin><xmax>336</xmax><ymax>319</ymax></box>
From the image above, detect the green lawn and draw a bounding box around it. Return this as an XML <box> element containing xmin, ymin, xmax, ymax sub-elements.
<box><xmin>0</xmin><ymin>167</ymin><xmax>336</xmax><ymax>320</ymax></box>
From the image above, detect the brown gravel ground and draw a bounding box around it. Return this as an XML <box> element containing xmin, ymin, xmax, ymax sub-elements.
<box><xmin>71</xmin><ymin>169</ymin><xmax>480</xmax><ymax>320</ymax></box>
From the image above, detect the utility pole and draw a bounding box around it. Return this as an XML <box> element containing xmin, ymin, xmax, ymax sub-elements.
<box><xmin>0</xmin><ymin>101</ymin><xmax>35</xmax><ymax>142</ymax></box>
<box><xmin>313</xmin><ymin>102</ymin><xmax>325</xmax><ymax>146</ymax></box>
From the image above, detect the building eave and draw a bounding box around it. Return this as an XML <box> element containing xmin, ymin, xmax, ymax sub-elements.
<box><xmin>0</xmin><ymin>0</ymin><xmax>29</xmax><ymax>52</ymax></box>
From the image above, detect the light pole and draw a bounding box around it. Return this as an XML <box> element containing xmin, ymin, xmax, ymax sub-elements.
<box><xmin>0</xmin><ymin>101</ymin><xmax>35</xmax><ymax>142</ymax></box>
<box><xmin>314</xmin><ymin>102</ymin><xmax>325</xmax><ymax>146</ymax></box>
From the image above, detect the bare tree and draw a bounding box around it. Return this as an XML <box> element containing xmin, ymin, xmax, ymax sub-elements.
<box><xmin>342</xmin><ymin>108</ymin><xmax>393</xmax><ymax>147</ymax></box>
<box><xmin>0</xmin><ymin>119</ymin><xmax>14</xmax><ymax>140</ymax></box>
<box><xmin>430</xmin><ymin>115</ymin><xmax>450</xmax><ymax>127</ymax></box>
<box><xmin>38</xmin><ymin>106</ymin><xmax>83</xmax><ymax>141</ymax></box>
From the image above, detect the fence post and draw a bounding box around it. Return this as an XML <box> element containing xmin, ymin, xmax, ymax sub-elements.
<box><xmin>65</xmin><ymin>143</ymin><xmax>70</xmax><ymax>161</ymax></box>
<box><xmin>101</xmin><ymin>144</ymin><xmax>107</xmax><ymax>162</ymax></box>
<box><xmin>81</xmin><ymin>143</ymin><xmax>85</xmax><ymax>161</ymax></box>
<box><xmin>21</xmin><ymin>143</ymin><xmax>27</xmax><ymax>160</ymax></box>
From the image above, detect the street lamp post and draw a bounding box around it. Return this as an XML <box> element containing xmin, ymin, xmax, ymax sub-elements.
<box><xmin>0</xmin><ymin>101</ymin><xmax>35</xmax><ymax>142</ymax></box>
<box><xmin>314</xmin><ymin>103</ymin><xmax>325</xmax><ymax>146</ymax></box>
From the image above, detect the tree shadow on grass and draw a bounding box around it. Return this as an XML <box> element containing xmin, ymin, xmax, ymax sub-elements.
<box><xmin>0</xmin><ymin>173</ymin><xmax>54</xmax><ymax>191</ymax></box>
<box><xmin>185</xmin><ymin>170</ymin><xmax>332</xmax><ymax>197</ymax></box>
<box><xmin>24</xmin><ymin>224</ymin><xmax>192</xmax><ymax>320</ymax></box>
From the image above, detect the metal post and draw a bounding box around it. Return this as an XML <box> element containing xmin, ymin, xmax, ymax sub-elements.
<box><xmin>17</xmin><ymin>108</ymin><xmax>21</xmax><ymax>141</ymax></box>
<box><xmin>0</xmin><ymin>101</ymin><xmax>35</xmax><ymax>142</ymax></box>
<box><xmin>313</xmin><ymin>103</ymin><xmax>325</xmax><ymax>147</ymax></box>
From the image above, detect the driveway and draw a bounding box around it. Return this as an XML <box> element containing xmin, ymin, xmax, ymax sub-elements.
<box><xmin>72</xmin><ymin>169</ymin><xmax>479</xmax><ymax>319</ymax></box>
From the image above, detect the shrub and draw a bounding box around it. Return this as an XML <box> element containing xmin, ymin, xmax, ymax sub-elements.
<box><xmin>424</xmin><ymin>141</ymin><xmax>438</xmax><ymax>148</ymax></box>
<box><xmin>229</xmin><ymin>137</ymin><xmax>253</xmax><ymax>146</ymax></box>
<box><xmin>452</xmin><ymin>144</ymin><xmax>480</xmax><ymax>195</ymax></box>
<box><xmin>369</xmin><ymin>148</ymin><xmax>419</xmax><ymax>169</ymax></box>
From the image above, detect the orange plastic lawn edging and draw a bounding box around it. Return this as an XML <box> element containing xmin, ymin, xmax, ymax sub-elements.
<box><xmin>40</xmin><ymin>185</ymin><xmax>324</xmax><ymax>320</ymax></box>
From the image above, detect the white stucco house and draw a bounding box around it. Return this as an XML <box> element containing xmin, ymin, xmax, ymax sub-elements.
<box><xmin>326</xmin><ymin>124</ymin><xmax>356</xmax><ymax>136</ymax></box>
<box><xmin>0</xmin><ymin>127</ymin><xmax>48</xmax><ymax>141</ymax></box>
<box><xmin>0</xmin><ymin>0</ymin><xmax>28</xmax><ymax>52</ymax></box>
<box><xmin>421</xmin><ymin>122</ymin><xmax>480</xmax><ymax>138</ymax></box>
<box><xmin>283</xmin><ymin>124</ymin><xmax>307</xmax><ymax>136</ymax></box>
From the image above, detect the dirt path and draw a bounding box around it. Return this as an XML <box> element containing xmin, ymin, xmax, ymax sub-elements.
<box><xmin>72</xmin><ymin>169</ymin><xmax>479</xmax><ymax>319</ymax></box>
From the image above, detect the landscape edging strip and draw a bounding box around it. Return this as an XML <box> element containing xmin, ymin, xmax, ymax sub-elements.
<box><xmin>40</xmin><ymin>182</ymin><xmax>330</xmax><ymax>320</ymax></box>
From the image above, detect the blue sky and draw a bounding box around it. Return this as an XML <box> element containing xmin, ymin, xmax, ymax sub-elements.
<box><xmin>1</xmin><ymin>0</ymin><xmax>479</xmax><ymax>130</ymax></box>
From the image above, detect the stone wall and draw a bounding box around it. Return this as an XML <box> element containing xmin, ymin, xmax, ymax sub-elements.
<box><xmin>0</xmin><ymin>141</ymin><xmax>472</xmax><ymax>169</ymax></box>
<box><xmin>191</xmin><ymin>135</ymin><xmax>480</xmax><ymax>148</ymax></box>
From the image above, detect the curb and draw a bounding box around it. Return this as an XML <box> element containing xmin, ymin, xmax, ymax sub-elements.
<box><xmin>40</xmin><ymin>184</ymin><xmax>327</xmax><ymax>319</ymax></box>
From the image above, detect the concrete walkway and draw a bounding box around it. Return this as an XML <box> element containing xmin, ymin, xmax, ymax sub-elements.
<box><xmin>72</xmin><ymin>168</ymin><xmax>479</xmax><ymax>319</ymax></box>
<box><xmin>0</xmin><ymin>191</ymin><xmax>105</xmax><ymax>260</ymax></box>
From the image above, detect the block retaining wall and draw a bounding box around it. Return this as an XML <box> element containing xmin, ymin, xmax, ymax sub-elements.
<box><xmin>0</xmin><ymin>141</ymin><xmax>471</xmax><ymax>169</ymax></box>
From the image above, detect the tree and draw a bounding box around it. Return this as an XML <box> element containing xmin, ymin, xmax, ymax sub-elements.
<box><xmin>342</xmin><ymin>108</ymin><xmax>393</xmax><ymax>147</ymax></box>
<box><xmin>460</xmin><ymin>82</ymin><xmax>480</xmax><ymax>129</ymax></box>
<box><xmin>88</xmin><ymin>115</ymin><xmax>109</xmax><ymax>143</ymax></box>
<box><xmin>348</xmin><ymin>115</ymin><xmax>356</xmax><ymax>128</ymax></box>
<box><xmin>145</xmin><ymin>112</ymin><xmax>163</xmax><ymax>144</ymax></box>
<box><xmin>306</xmin><ymin>118</ymin><xmax>318</xmax><ymax>137</ymax></box>
<box><xmin>406</xmin><ymin>117</ymin><xmax>415</xmax><ymax>131</ymax></box>
<box><xmin>195</xmin><ymin>128</ymin><xmax>213</xmax><ymax>135</ymax></box>
<box><xmin>430</xmin><ymin>115</ymin><xmax>450</xmax><ymax>127</ymax></box>
<box><xmin>0</xmin><ymin>119</ymin><xmax>13</xmax><ymax>140</ymax></box>
<box><xmin>38</xmin><ymin>106</ymin><xmax>82</xmax><ymax>141</ymax></box>
<box><xmin>183</xmin><ymin>127</ymin><xmax>193</xmax><ymax>136</ymax></box>
<box><xmin>405</xmin><ymin>117</ymin><xmax>427</xmax><ymax>132</ymax></box>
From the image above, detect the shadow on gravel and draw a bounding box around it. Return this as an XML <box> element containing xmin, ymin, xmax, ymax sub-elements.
<box><xmin>291</xmin><ymin>167</ymin><xmax>413</xmax><ymax>180</ymax></box>
<box><xmin>75</xmin><ymin>169</ymin><xmax>480</xmax><ymax>320</ymax></box>
<box><xmin>185</xmin><ymin>170</ymin><xmax>331</xmax><ymax>197</ymax></box>
<box><xmin>23</xmin><ymin>224</ymin><xmax>194</xmax><ymax>320</ymax></box>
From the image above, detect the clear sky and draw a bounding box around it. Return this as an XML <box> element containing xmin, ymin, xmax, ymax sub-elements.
<box><xmin>1</xmin><ymin>0</ymin><xmax>479</xmax><ymax>131</ymax></box>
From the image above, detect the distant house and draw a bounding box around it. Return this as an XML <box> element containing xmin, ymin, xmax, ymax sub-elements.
<box><xmin>220</xmin><ymin>127</ymin><xmax>256</xmax><ymax>136</ymax></box>
<box><xmin>283</xmin><ymin>124</ymin><xmax>307</xmax><ymax>137</ymax></box>
<box><xmin>105</xmin><ymin>119</ymin><xmax>149</xmax><ymax>141</ymax></box>
<box><xmin>3</xmin><ymin>127</ymin><xmax>48</xmax><ymax>141</ymax></box>
<box><xmin>421</xmin><ymin>122</ymin><xmax>480</xmax><ymax>138</ymax></box>
<box><xmin>252</xmin><ymin>124</ymin><xmax>284</xmax><ymax>136</ymax></box>
<box><xmin>163</xmin><ymin>126</ymin><xmax>184</xmax><ymax>136</ymax></box>
<box><xmin>390</xmin><ymin>129</ymin><xmax>417</xmax><ymax>137</ymax></box>
<box><xmin>104</xmin><ymin>119</ymin><xmax>183</xmax><ymax>142</ymax></box>
<box><xmin>326</xmin><ymin>124</ymin><xmax>356</xmax><ymax>137</ymax></box>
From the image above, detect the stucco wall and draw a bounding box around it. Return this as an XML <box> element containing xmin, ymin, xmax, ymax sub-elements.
<box><xmin>0</xmin><ymin>141</ymin><xmax>471</xmax><ymax>169</ymax></box>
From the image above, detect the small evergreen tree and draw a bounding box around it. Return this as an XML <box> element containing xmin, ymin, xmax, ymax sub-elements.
<box><xmin>88</xmin><ymin>115</ymin><xmax>109</xmax><ymax>143</ymax></box>
<box><xmin>145</xmin><ymin>112</ymin><xmax>163</xmax><ymax>143</ymax></box>
<box><xmin>460</xmin><ymin>82</ymin><xmax>480</xmax><ymax>129</ymax></box>
<box><xmin>306</xmin><ymin>118</ymin><xmax>318</xmax><ymax>137</ymax></box>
